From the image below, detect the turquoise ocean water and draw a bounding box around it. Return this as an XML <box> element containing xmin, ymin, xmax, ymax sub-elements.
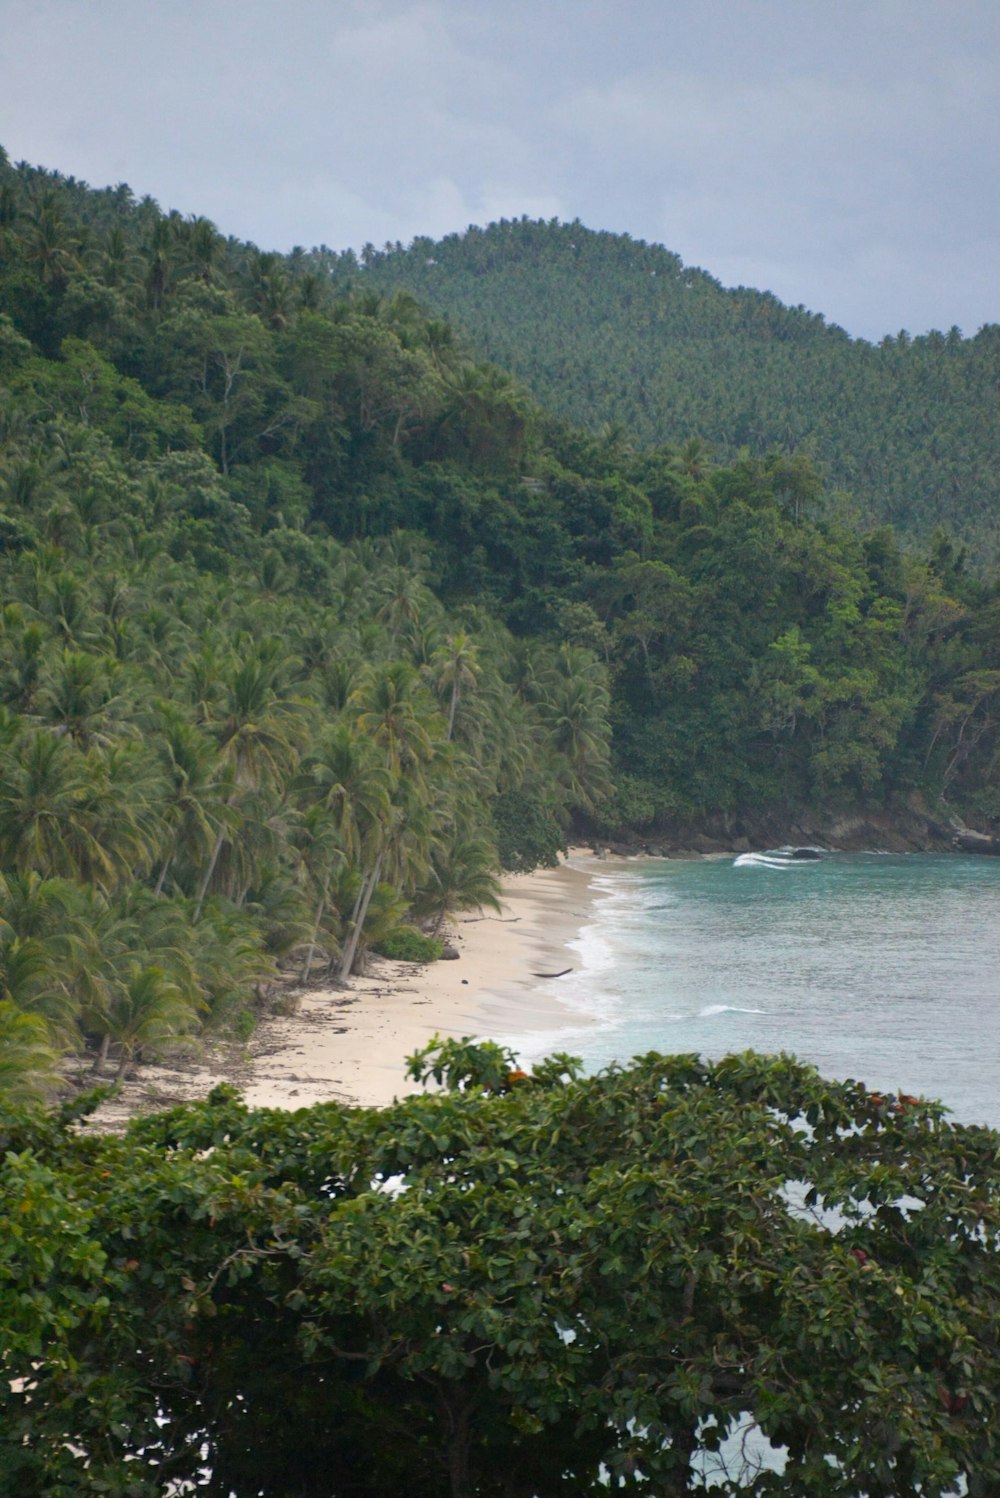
<box><xmin>506</xmin><ymin>852</ymin><xmax>1000</xmax><ymax>1129</ymax></box>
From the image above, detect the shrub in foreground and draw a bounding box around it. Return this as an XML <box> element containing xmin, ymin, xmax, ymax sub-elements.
<box><xmin>0</xmin><ymin>1044</ymin><xmax>997</xmax><ymax>1495</ymax></box>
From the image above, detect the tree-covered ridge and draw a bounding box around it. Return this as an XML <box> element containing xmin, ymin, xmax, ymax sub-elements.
<box><xmin>0</xmin><ymin>150</ymin><xmax>998</xmax><ymax>1091</ymax></box>
<box><xmin>0</xmin><ymin>157</ymin><xmax>618</xmax><ymax>1091</ymax></box>
<box><xmin>0</xmin><ymin>405</ymin><xmax>610</xmax><ymax>1088</ymax></box>
<box><xmin>361</xmin><ymin>217</ymin><xmax>1000</xmax><ymax>561</ymax></box>
<box><xmin>2</xmin><ymin>1041</ymin><xmax>997</xmax><ymax>1494</ymax></box>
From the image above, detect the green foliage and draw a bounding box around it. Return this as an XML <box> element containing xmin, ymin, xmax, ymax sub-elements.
<box><xmin>1</xmin><ymin>1047</ymin><xmax>997</xmax><ymax>1494</ymax></box>
<box><xmin>0</xmin><ymin>151</ymin><xmax>996</xmax><ymax>1107</ymax></box>
<box><xmin>372</xmin><ymin>923</ymin><xmax>443</xmax><ymax>964</ymax></box>
<box><xmin>367</xmin><ymin>218</ymin><xmax>1000</xmax><ymax>564</ymax></box>
<box><xmin>0</xmin><ymin>999</ymin><xmax>61</xmax><ymax>1102</ymax></box>
<box><xmin>0</xmin><ymin>186</ymin><xmax>615</xmax><ymax>1078</ymax></box>
<box><xmin>491</xmin><ymin>785</ymin><xmax>567</xmax><ymax>873</ymax></box>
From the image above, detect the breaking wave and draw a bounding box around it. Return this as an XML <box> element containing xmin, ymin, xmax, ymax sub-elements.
<box><xmin>733</xmin><ymin>848</ymin><xmax>824</xmax><ymax>870</ymax></box>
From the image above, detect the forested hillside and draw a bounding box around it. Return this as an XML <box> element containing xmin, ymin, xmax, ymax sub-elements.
<box><xmin>0</xmin><ymin>153</ymin><xmax>998</xmax><ymax>1497</ymax></box>
<box><xmin>360</xmin><ymin>218</ymin><xmax>1000</xmax><ymax>561</ymax></box>
<box><xmin>0</xmin><ymin>149</ymin><xmax>998</xmax><ymax>1092</ymax></box>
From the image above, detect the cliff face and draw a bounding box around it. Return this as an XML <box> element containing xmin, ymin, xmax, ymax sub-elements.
<box><xmin>586</xmin><ymin>803</ymin><xmax>965</xmax><ymax>857</ymax></box>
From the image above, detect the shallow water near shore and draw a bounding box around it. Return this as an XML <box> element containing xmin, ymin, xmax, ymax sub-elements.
<box><xmin>504</xmin><ymin>852</ymin><xmax>1000</xmax><ymax>1128</ymax></box>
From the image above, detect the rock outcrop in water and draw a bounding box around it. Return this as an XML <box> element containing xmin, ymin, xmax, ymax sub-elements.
<box><xmin>585</xmin><ymin>803</ymin><xmax>960</xmax><ymax>859</ymax></box>
<box><xmin>953</xmin><ymin>828</ymin><xmax>1000</xmax><ymax>856</ymax></box>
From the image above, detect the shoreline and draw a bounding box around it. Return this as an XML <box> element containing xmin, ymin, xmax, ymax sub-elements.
<box><xmin>240</xmin><ymin>851</ymin><xmax>601</xmax><ymax>1110</ymax></box>
<box><xmin>89</xmin><ymin>852</ymin><xmax>602</xmax><ymax>1127</ymax></box>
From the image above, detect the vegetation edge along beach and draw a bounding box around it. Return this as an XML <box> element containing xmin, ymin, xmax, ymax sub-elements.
<box><xmin>0</xmin><ymin>151</ymin><xmax>997</xmax><ymax>1493</ymax></box>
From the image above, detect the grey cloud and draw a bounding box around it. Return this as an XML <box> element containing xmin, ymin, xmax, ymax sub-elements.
<box><xmin>0</xmin><ymin>0</ymin><xmax>996</xmax><ymax>339</ymax></box>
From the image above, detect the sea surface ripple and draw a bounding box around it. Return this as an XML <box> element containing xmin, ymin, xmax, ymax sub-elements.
<box><xmin>508</xmin><ymin>852</ymin><xmax>999</xmax><ymax>1128</ymax></box>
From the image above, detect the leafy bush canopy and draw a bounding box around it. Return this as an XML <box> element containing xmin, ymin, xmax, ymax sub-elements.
<box><xmin>373</xmin><ymin>923</ymin><xmax>444</xmax><ymax>963</ymax></box>
<box><xmin>1</xmin><ymin>1041</ymin><xmax>997</xmax><ymax>1495</ymax></box>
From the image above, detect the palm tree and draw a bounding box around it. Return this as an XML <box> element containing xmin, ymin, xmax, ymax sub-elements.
<box><xmin>34</xmin><ymin>648</ymin><xmax>131</xmax><ymax>748</ymax></box>
<box><xmin>184</xmin><ymin>903</ymin><xmax>270</xmax><ymax>1026</ymax></box>
<box><xmin>352</xmin><ymin>659</ymin><xmax>437</xmax><ymax>778</ymax></box>
<box><xmin>0</xmin><ymin>622</ymin><xmax>47</xmax><ymax>713</ymax></box>
<box><xmin>292</xmin><ymin>804</ymin><xmax>344</xmax><ymax>981</ymax></box>
<box><xmin>215</xmin><ymin>653</ymin><xmax>307</xmax><ymax>787</ymax></box>
<box><xmin>412</xmin><ymin>832</ymin><xmax>503</xmax><ymax>937</ymax></box>
<box><xmin>95</xmin><ymin>222</ymin><xmax>139</xmax><ymax>291</ymax></box>
<box><xmin>241</xmin><ymin>863</ymin><xmax>311</xmax><ymax>962</ymax></box>
<box><xmin>24</xmin><ymin>194</ymin><xmax>78</xmax><ymax>287</ymax></box>
<box><xmin>75</xmin><ymin>742</ymin><xmax>166</xmax><ymax>892</ymax></box>
<box><xmin>434</xmin><ymin>362</ymin><xmax>531</xmax><ymax>469</ymax></box>
<box><xmin>79</xmin><ymin>889</ymin><xmax>205</xmax><ymax>1074</ymax></box>
<box><xmin>295</xmin><ymin>722</ymin><xmax>393</xmax><ymax>985</ymax></box>
<box><xmin>0</xmin><ymin>1000</ymin><xmax>62</xmax><ymax>1104</ymax></box>
<box><xmin>295</xmin><ymin>724</ymin><xmax>388</xmax><ymax>969</ymax></box>
<box><xmin>337</xmin><ymin>656</ymin><xmax>484</xmax><ymax>979</ymax></box>
<box><xmin>103</xmin><ymin>964</ymin><xmax>197</xmax><ymax>1082</ymax></box>
<box><xmin>0</xmin><ymin>730</ymin><xmax>111</xmax><ymax>884</ymax></box>
<box><xmin>375</xmin><ymin>567</ymin><xmax>427</xmax><ymax>646</ymax></box>
<box><xmin>431</xmin><ymin>631</ymin><xmax>481</xmax><ymax>742</ymax></box>
<box><xmin>194</xmin><ymin>652</ymin><xmax>307</xmax><ymax>917</ymax></box>
<box><xmin>672</xmin><ymin>436</ymin><xmax>712</xmax><ymax>483</ymax></box>
<box><xmin>148</xmin><ymin>710</ymin><xmax>228</xmax><ymax>896</ymax></box>
<box><xmin>177</xmin><ymin>215</ymin><xmax>224</xmax><ymax>286</ymax></box>
<box><xmin>0</xmin><ymin>871</ymin><xmax>83</xmax><ymax>1044</ymax></box>
<box><xmin>244</xmin><ymin>249</ymin><xmax>293</xmax><ymax>330</ymax></box>
<box><xmin>38</xmin><ymin>571</ymin><xmax>95</xmax><ymax>647</ymax></box>
<box><xmin>141</xmin><ymin>217</ymin><xmax>175</xmax><ymax>312</ymax></box>
<box><xmin>542</xmin><ymin>672</ymin><xmax>612</xmax><ymax>809</ymax></box>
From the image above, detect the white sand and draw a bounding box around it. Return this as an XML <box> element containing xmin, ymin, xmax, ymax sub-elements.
<box><xmin>241</xmin><ymin>853</ymin><xmax>599</xmax><ymax>1109</ymax></box>
<box><xmin>89</xmin><ymin>852</ymin><xmax>601</xmax><ymax>1125</ymax></box>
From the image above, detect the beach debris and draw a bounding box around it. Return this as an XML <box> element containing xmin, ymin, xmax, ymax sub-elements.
<box><xmin>531</xmin><ymin>967</ymin><xmax>572</xmax><ymax>979</ymax></box>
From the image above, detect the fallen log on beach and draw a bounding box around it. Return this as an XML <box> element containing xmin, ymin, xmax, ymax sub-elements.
<box><xmin>531</xmin><ymin>967</ymin><xmax>573</xmax><ymax>979</ymax></box>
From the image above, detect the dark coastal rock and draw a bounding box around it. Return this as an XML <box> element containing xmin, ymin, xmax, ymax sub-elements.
<box><xmin>581</xmin><ymin>799</ymin><xmax>963</xmax><ymax>862</ymax></box>
<box><xmin>439</xmin><ymin>943</ymin><xmax>461</xmax><ymax>960</ymax></box>
<box><xmin>788</xmin><ymin>847</ymin><xmax>824</xmax><ymax>860</ymax></box>
<box><xmin>953</xmin><ymin>828</ymin><xmax>1000</xmax><ymax>856</ymax></box>
<box><xmin>690</xmin><ymin>833</ymin><xmax>728</xmax><ymax>854</ymax></box>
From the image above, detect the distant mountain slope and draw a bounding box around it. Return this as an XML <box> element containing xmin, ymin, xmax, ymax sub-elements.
<box><xmin>360</xmin><ymin>219</ymin><xmax>999</xmax><ymax>559</ymax></box>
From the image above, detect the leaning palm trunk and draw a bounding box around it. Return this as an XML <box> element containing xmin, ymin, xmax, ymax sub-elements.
<box><xmin>193</xmin><ymin>829</ymin><xmax>226</xmax><ymax>920</ymax></box>
<box><xmin>301</xmin><ymin>888</ymin><xmax>328</xmax><ymax>982</ymax></box>
<box><xmin>335</xmin><ymin>851</ymin><xmax>383</xmax><ymax>985</ymax></box>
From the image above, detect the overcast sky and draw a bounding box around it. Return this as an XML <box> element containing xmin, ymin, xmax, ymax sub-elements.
<box><xmin>2</xmin><ymin>0</ymin><xmax>997</xmax><ymax>342</ymax></box>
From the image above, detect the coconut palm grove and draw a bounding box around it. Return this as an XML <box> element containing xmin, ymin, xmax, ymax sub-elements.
<box><xmin>0</xmin><ymin>151</ymin><xmax>997</xmax><ymax>1494</ymax></box>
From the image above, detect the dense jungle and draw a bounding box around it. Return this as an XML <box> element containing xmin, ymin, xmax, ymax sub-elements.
<box><xmin>0</xmin><ymin>146</ymin><xmax>996</xmax><ymax>1090</ymax></box>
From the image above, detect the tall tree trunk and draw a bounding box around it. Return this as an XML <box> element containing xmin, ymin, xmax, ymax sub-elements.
<box><xmin>441</xmin><ymin>1387</ymin><xmax>474</xmax><ymax>1498</ymax></box>
<box><xmin>92</xmin><ymin>1030</ymin><xmax>111</xmax><ymax>1075</ymax></box>
<box><xmin>336</xmin><ymin>851</ymin><xmax>383</xmax><ymax>985</ymax></box>
<box><xmin>194</xmin><ymin>829</ymin><xmax>225</xmax><ymax>920</ymax></box>
<box><xmin>301</xmin><ymin>889</ymin><xmax>327</xmax><ymax>982</ymax></box>
<box><xmin>154</xmin><ymin>854</ymin><xmax>172</xmax><ymax>896</ymax></box>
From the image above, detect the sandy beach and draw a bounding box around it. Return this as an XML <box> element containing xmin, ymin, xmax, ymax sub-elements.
<box><xmin>89</xmin><ymin>852</ymin><xmax>600</xmax><ymax>1127</ymax></box>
